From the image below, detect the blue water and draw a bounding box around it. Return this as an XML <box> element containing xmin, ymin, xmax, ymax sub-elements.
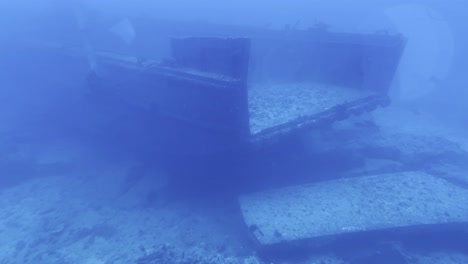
<box><xmin>1</xmin><ymin>1</ymin><xmax>468</xmax><ymax>263</ymax></box>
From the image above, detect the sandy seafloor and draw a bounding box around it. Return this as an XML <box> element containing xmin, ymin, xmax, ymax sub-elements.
<box><xmin>1</xmin><ymin>102</ymin><xmax>468</xmax><ymax>264</ymax></box>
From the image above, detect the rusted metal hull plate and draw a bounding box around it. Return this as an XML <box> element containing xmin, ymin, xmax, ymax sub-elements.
<box><xmin>239</xmin><ymin>172</ymin><xmax>468</xmax><ymax>246</ymax></box>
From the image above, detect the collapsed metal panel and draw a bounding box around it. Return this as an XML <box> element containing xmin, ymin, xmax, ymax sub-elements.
<box><xmin>239</xmin><ymin>171</ymin><xmax>468</xmax><ymax>247</ymax></box>
<box><xmin>22</xmin><ymin>36</ymin><xmax>252</xmax><ymax>158</ymax></box>
<box><xmin>85</xmin><ymin>37</ymin><xmax>251</xmax><ymax>156</ymax></box>
<box><xmin>248</xmin><ymin>83</ymin><xmax>375</xmax><ymax>135</ymax></box>
<box><xmin>249</xmin><ymin>94</ymin><xmax>389</xmax><ymax>147</ymax></box>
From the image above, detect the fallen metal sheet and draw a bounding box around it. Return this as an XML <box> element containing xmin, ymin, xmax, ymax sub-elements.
<box><xmin>248</xmin><ymin>83</ymin><xmax>372</xmax><ymax>134</ymax></box>
<box><xmin>239</xmin><ymin>171</ymin><xmax>468</xmax><ymax>246</ymax></box>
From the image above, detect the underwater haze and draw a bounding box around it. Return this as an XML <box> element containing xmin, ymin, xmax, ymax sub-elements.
<box><xmin>1</xmin><ymin>0</ymin><xmax>468</xmax><ymax>263</ymax></box>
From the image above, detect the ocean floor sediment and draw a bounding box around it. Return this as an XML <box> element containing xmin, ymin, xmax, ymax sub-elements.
<box><xmin>1</xmin><ymin>104</ymin><xmax>468</xmax><ymax>264</ymax></box>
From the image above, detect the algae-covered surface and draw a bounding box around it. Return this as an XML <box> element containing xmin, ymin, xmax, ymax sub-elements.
<box><xmin>248</xmin><ymin>83</ymin><xmax>370</xmax><ymax>134</ymax></box>
<box><xmin>239</xmin><ymin>171</ymin><xmax>468</xmax><ymax>245</ymax></box>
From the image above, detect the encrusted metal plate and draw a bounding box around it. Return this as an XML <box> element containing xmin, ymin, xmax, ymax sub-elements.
<box><xmin>239</xmin><ymin>171</ymin><xmax>468</xmax><ymax>246</ymax></box>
